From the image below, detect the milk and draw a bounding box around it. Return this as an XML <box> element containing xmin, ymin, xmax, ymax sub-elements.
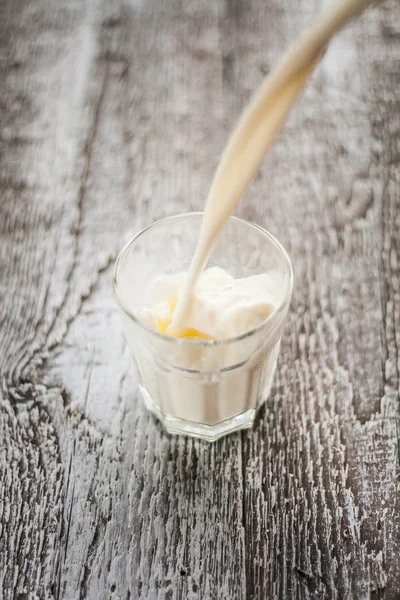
<box><xmin>168</xmin><ymin>0</ymin><xmax>378</xmax><ymax>334</ymax></box>
<box><xmin>115</xmin><ymin>0</ymin><xmax>379</xmax><ymax>438</ymax></box>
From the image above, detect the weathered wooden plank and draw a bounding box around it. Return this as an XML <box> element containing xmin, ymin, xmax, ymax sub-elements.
<box><xmin>0</xmin><ymin>0</ymin><xmax>399</xmax><ymax>599</ymax></box>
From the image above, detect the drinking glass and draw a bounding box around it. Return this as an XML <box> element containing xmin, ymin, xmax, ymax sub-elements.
<box><xmin>114</xmin><ymin>213</ymin><xmax>293</xmax><ymax>441</ymax></box>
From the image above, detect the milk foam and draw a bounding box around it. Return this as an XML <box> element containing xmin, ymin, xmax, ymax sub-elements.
<box><xmin>141</xmin><ymin>267</ymin><xmax>278</xmax><ymax>341</ymax></box>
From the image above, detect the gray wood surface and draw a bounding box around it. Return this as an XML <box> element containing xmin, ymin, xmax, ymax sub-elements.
<box><xmin>1</xmin><ymin>0</ymin><xmax>400</xmax><ymax>598</ymax></box>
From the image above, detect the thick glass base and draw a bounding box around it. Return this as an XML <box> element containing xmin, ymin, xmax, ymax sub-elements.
<box><xmin>140</xmin><ymin>385</ymin><xmax>261</xmax><ymax>442</ymax></box>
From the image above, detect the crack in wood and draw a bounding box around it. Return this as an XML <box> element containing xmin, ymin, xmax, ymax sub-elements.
<box><xmin>40</xmin><ymin>71</ymin><xmax>112</xmax><ymax>356</ymax></box>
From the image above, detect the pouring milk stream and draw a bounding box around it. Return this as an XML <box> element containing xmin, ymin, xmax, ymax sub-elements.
<box><xmin>167</xmin><ymin>0</ymin><xmax>381</xmax><ymax>336</ymax></box>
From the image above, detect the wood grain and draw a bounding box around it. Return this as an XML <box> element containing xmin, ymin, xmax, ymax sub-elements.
<box><xmin>0</xmin><ymin>0</ymin><xmax>399</xmax><ymax>598</ymax></box>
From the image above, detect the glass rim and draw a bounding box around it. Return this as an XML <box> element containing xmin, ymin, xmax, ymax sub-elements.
<box><xmin>113</xmin><ymin>212</ymin><xmax>293</xmax><ymax>347</ymax></box>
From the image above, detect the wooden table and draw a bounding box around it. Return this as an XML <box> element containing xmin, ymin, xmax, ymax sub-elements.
<box><xmin>1</xmin><ymin>0</ymin><xmax>399</xmax><ymax>598</ymax></box>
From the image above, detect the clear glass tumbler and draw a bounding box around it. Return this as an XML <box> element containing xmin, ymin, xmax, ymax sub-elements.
<box><xmin>113</xmin><ymin>213</ymin><xmax>293</xmax><ymax>441</ymax></box>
